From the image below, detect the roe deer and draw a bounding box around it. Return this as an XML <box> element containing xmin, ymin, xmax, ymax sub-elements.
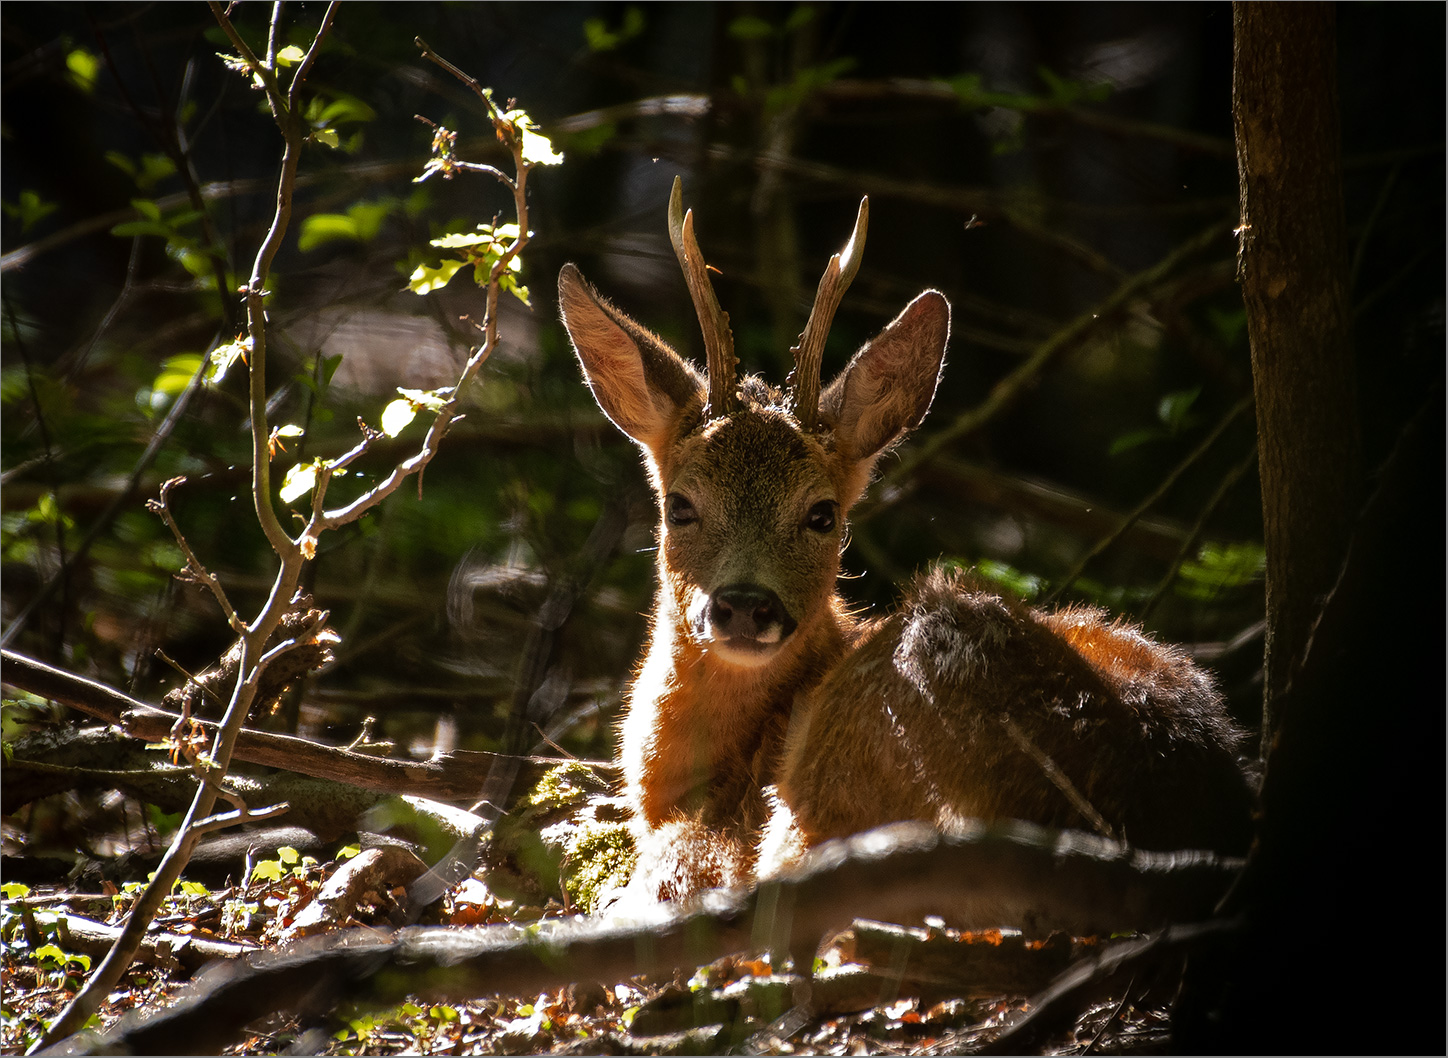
<box><xmin>558</xmin><ymin>179</ymin><xmax>1254</xmax><ymax>903</ymax></box>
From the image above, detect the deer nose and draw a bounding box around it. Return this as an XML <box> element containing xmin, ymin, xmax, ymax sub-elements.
<box><xmin>708</xmin><ymin>584</ymin><xmax>797</xmax><ymax>644</ymax></box>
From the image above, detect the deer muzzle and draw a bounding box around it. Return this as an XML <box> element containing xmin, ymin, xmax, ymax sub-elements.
<box><xmin>690</xmin><ymin>583</ymin><xmax>798</xmax><ymax>666</ymax></box>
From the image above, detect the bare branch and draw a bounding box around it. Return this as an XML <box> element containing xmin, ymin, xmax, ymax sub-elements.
<box><xmin>190</xmin><ymin>799</ymin><xmax>291</xmax><ymax>836</ymax></box>
<box><xmin>148</xmin><ymin>478</ymin><xmax>245</xmax><ymax>633</ymax></box>
<box><xmin>1044</xmin><ymin>395</ymin><xmax>1254</xmax><ymax>605</ymax></box>
<box><xmin>205</xmin><ymin>1</ymin><xmax>285</xmax><ymax>119</ymax></box>
<box><xmin>33</xmin><ymin>6</ymin><xmax>342</xmax><ymax>1043</ymax></box>
<box><xmin>415</xmin><ymin>36</ymin><xmax>506</xmax><ymax>122</ymax></box>
<box><xmin>1140</xmin><ymin>444</ymin><xmax>1260</xmax><ymax>620</ymax></box>
<box><xmin>878</xmin><ymin>220</ymin><xmax>1234</xmax><ymax>498</ymax></box>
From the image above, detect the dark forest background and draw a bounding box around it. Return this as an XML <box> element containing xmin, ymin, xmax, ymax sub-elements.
<box><xmin>2</xmin><ymin>2</ymin><xmax>1442</xmax><ymax>849</ymax></box>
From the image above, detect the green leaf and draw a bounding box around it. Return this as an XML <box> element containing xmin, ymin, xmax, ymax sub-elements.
<box><xmin>1176</xmin><ymin>542</ymin><xmax>1266</xmax><ymax>600</ymax></box>
<box><xmin>783</xmin><ymin>6</ymin><xmax>816</xmax><ymax>32</ymax></box>
<box><xmin>380</xmin><ymin>398</ymin><xmax>418</xmax><ymax>438</ymax></box>
<box><xmin>1</xmin><ymin>882</ymin><xmax>30</xmax><ymax>899</ymax></box>
<box><xmin>154</xmin><ymin>354</ymin><xmax>204</xmax><ymax>397</ymax></box>
<box><xmin>1206</xmin><ymin>306</ymin><xmax>1248</xmax><ymax>347</ymax></box>
<box><xmin>556</xmin><ymin>122</ymin><xmax>617</xmax><ymax>157</ymax></box>
<box><xmin>279</xmin><ymin>461</ymin><xmax>319</xmax><ymax>504</ymax></box>
<box><xmin>298</xmin><ymin>198</ymin><xmax>396</xmax><ymax>251</ymax></box>
<box><xmin>275</xmin><ymin>424</ymin><xmax>305</xmax><ymax>439</ymax></box>
<box><xmin>34</xmin><ymin>943</ymin><xmax>68</xmax><ymax>967</ymax></box>
<box><xmin>206</xmin><ymin>338</ymin><xmax>251</xmax><ymax>385</ymax></box>
<box><xmin>66</xmin><ymin>48</ymin><xmax>100</xmax><ymax>94</ymax></box>
<box><xmin>104</xmin><ymin>151</ymin><xmax>138</xmax><ymax>179</ymax></box>
<box><xmin>110</xmin><ymin>219</ymin><xmax>172</xmax><ymax>239</ymax></box>
<box><xmin>395</xmin><ymin>386</ymin><xmax>452</xmax><ymax>412</ymax></box>
<box><xmin>316</xmin><ymin>94</ymin><xmax>377</xmax><ymax>126</ymax></box>
<box><xmin>728</xmin><ymin>14</ymin><xmax>776</xmax><ymax>40</ymax></box>
<box><xmin>277</xmin><ymin>846</ymin><xmax>301</xmax><ymax>866</ymax></box>
<box><xmin>250</xmin><ymin>859</ymin><xmax>284</xmax><ymax>883</ymax></box>
<box><xmin>407</xmin><ymin>259</ymin><xmax>466</xmax><ymax>294</ymax></box>
<box><xmin>1108</xmin><ymin>427</ymin><xmax>1162</xmax><ymax>456</ymax></box>
<box><xmin>275</xmin><ymin>44</ymin><xmax>307</xmax><ymax>66</ymax></box>
<box><xmin>136</xmin><ymin>154</ymin><xmax>177</xmax><ymax>191</ymax></box>
<box><xmin>298</xmin><ymin>213</ymin><xmax>356</xmax><ymax>252</ymax></box>
<box><xmin>1157</xmin><ymin>387</ymin><xmax>1201</xmax><ymax>432</ymax></box>
<box><xmin>583</xmin><ymin>6</ymin><xmax>644</xmax><ymax>52</ymax></box>
<box><xmin>2</xmin><ymin>190</ymin><xmax>59</xmax><ymax>234</ymax></box>
<box><xmin>313</xmin><ymin>128</ymin><xmax>340</xmax><ymax>149</ymax></box>
<box><xmin>1037</xmin><ymin>65</ymin><xmax>1075</xmax><ymax>103</ymax></box>
<box><xmin>519</xmin><ymin>124</ymin><xmax>564</xmax><ymax>167</ymax></box>
<box><xmin>320</xmin><ymin>353</ymin><xmax>344</xmax><ymax>386</ymax></box>
<box><xmin>972</xmin><ymin>558</ymin><xmax>1043</xmax><ymax>601</ymax></box>
<box><xmin>430</xmin><ymin>231</ymin><xmax>496</xmax><ymax>250</ymax></box>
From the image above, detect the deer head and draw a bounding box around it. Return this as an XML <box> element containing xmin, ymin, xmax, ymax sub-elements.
<box><xmin>559</xmin><ymin>179</ymin><xmax>950</xmax><ymax>670</ymax></box>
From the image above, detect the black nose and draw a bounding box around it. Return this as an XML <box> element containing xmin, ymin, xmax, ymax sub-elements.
<box><xmin>708</xmin><ymin>584</ymin><xmax>797</xmax><ymax>642</ymax></box>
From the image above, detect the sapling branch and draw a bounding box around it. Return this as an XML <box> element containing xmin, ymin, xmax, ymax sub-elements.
<box><xmin>149</xmin><ymin>478</ymin><xmax>245</xmax><ymax>633</ymax></box>
<box><xmin>33</xmin><ymin>8</ymin><xmax>340</xmax><ymax>1049</ymax></box>
<box><xmin>35</xmin><ymin>22</ymin><xmax>552</xmax><ymax>1051</ymax></box>
<box><xmin>190</xmin><ymin>799</ymin><xmax>291</xmax><ymax>837</ymax></box>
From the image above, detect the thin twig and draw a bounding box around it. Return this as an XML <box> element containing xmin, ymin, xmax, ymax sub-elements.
<box><xmin>1349</xmin><ymin>162</ymin><xmax>1401</xmax><ymax>293</ymax></box>
<box><xmin>190</xmin><ymin>800</ymin><xmax>291</xmax><ymax>836</ymax></box>
<box><xmin>152</xmin><ymin>649</ymin><xmax>225</xmax><ymax>708</ymax></box>
<box><xmin>873</xmin><ymin>221</ymin><xmax>1233</xmax><ymax>506</ymax></box>
<box><xmin>2</xmin><ymin>342</ymin><xmax>216</xmax><ymax>651</ymax></box>
<box><xmin>1001</xmin><ymin>717</ymin><xmax>1116</xmax><ymax>841</ymax></box>
<box><xmin>1139</xmin><ymin>445</ymin><xmax>1259</xmax><ymax>621</ymax></box>
<box><xmin>1043</xmin><ymin>396</ymin><xmax>1253</xmax><ymax>606</ymax></box>
<box><xmin>2</xmin><ymin>296</ymin><xmax>71</xmax><ymax>650</ymax></box>
<box><xmin>206</xmin><ymin>1</ymin><xmax>284</xmax><ymax>117</ymax></box>
<box><xmin>148</xmin><ymin>478</ymin><xmax>245</xmax><ymax>632</ymax></box>
<box><xmin>415</xmin><ymin>36</ymin><xmax>507</xmax><ymax>121</ymax></box>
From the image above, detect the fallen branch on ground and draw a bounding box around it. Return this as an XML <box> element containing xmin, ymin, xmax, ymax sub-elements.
<box><xmin>51</xmin><ymin>819</ymin><xmax>1242</xmax><ymax>1055</ymax></box>
<box><xmin>1</xmin><ymin>650</ymin><xmax>614</xmax><ymax>805</ymax></box>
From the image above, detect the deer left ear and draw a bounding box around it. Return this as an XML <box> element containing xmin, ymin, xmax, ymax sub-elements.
<box><xmin>559</xmin><ymin>264</ymin><xmax>706</xmax><ymax>452</ymax></box>
<box><xmin>820</xmin><ymin>290</ymin><xmax>950</xmax><ymax>462</ymax></box>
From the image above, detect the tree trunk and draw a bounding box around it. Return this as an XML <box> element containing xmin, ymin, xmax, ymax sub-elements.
<box><xmin>1232</xmin><ymin>1</ymin><xmax>1361</xmax><ymax>752</ymax></box>
<box><xmin>1172</xmin><ymin>7</ymin><xmax>1446</xmax><ymax>1050</ymax></box>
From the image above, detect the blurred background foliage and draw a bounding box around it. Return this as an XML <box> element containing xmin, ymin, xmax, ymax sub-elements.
<box><xmin>2</xmin><ymin>3</ymin><xmax>1442</xmax><ymax>792</ymax></box>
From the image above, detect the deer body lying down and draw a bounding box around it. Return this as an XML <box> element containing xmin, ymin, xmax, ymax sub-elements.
<box><xmin>559</xmin><ymin>181</ymin><xmax>1253</xmax><ymax>903</ymax></box>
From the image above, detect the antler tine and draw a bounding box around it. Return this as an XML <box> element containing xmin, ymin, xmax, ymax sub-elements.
<box><xmin>668</xmin><ymin>176</ymin><xmax>737</xmax><ymax>417</ymax></box>
<box><xmin>789</xmin><ymin>196</ymin><xmax>869</xmax><ymax>431</ymax></box>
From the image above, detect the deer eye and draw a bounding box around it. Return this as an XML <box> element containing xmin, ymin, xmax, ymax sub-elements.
<box><xmin>804</xmin><ymin>500</ymin><xmax>837</xmax><ymax>534</ymax></box>
<box><xmin>665</xmin><ymin>494</ymin><xmax>698</xmax><ymax>527</ymax></box>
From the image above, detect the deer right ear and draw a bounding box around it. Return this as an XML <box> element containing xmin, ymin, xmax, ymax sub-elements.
<box><xmin>821</xmin><ymin>289</ymin><xmax>951</xmax><ymax>462</ymax></box>
<box><xmin>559</xmin><ymin>264</ymin><xmax>706</xmax><ymax>450</ymax></box>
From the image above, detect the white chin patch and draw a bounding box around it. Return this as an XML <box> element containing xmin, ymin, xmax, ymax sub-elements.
<box><xmin>707</xmin><ymin>638</ymin><xmax>782</xmax><ymax>668</ymax></box>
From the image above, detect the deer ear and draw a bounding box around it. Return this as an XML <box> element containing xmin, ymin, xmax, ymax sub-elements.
<box><xmin>820</xmin><ymin>290</ymin><xmax>950</xmax><ymax>462</ymax></box>
<box><xmin>559</xmin><ymin>264</ymin><xmax>706</xmax><ymax>450</ymax></box>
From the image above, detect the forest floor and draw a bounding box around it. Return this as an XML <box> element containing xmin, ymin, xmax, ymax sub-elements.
<box><xmin>1</xmin><ymin>832</ymin><xmax>1179</xmax><ymax>1056</ymax></box>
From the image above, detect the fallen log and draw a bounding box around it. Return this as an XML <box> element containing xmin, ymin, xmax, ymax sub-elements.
<box><xmin>46</xmin><ymin>819</ymin><xmax>1243</xmax><ymax>1056</ymax></box>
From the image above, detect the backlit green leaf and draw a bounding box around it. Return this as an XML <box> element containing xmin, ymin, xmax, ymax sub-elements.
<box><xmin>66</xmin><ymin>49</ymin><xmax>100</xmax><ymax>93</ymax></box>
<box><xmin>407</xmin><ymin>259</ymin><xmax>465</xmax><ymax>294</ymax></box>
<box><xmin>279</xmin><ymin>461</ymin><xmax>319</xmax><ymax>503</ymax></box>
<box><xmin>380</xmin><ymin>398</ymin><xmax>418</xmax><ymax>437</ymax></box>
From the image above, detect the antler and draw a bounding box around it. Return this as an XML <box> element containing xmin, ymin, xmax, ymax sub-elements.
<box><xmin>788</xmin><ymin>197</ymin><xmax>869</xmax><ymax>431</ymax></box>
<box><xmin>668</xmin><ymin>177</ymin><xmax>737</xmax><ymax>418</ymax></box>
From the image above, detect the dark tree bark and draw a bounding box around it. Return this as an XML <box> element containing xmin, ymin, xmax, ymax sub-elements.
<box><xmin>1173</xmin><ymin>8</ymin><xmax>1447</xmax><ymax>1046</ymax></box>
<box><xmin>1232</xmin><ymin>1</ymin><xmax>1361</xmax><ymax>750</ymax></box>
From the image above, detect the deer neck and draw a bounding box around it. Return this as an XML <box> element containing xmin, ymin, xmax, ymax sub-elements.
<box><xmin>624</xmin><ymin>593</ymin><xmax>851</xmax><ymax>826</ymax></box>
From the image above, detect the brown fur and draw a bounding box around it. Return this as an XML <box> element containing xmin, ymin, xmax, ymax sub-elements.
<box><xmin>558</xmin><ymin>259</ymin><xmax>1253</xmax><ymax>905</ymax></box>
